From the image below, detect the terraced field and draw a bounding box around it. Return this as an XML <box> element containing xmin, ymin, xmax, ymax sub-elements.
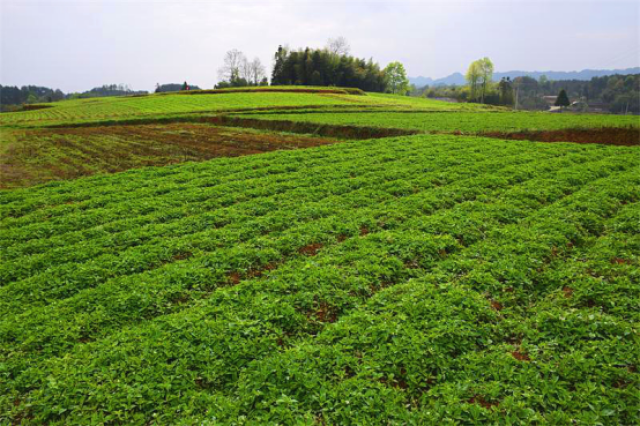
<box><xmin>0</xmin><ymin>123</ymin><xmax>339</xmax><ymax>188</ymax></box>
<box><xmin>0</xmin><ymin>89</ymin><xmax>490</xmax><ymax>129</ymax></box>
<box><xmin>1</xmin><ymin>87</ymin><xmax>639</xmax><ymax>425</ymax></box>
<box><xmin>238</xmin><ymin>110</ymin><xmax>640</xmax><ymax>134</ymax></box>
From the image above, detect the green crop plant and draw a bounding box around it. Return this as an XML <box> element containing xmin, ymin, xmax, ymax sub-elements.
<box><xmin>1</xmin><ymin>131</ymin><xmax>638</xmax><ymax>424</ymax></box>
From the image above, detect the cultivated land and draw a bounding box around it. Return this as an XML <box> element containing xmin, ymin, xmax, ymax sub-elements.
<box><xmin>1</xmin><ymin>87</ymin><xmax>639</xmax><ymax>425</ymax></box>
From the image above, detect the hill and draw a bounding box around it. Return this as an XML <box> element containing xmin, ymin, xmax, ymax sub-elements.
<box><xmin>1</xmin><ymin>87</ymin><xmax>639</xmax><ymax>425</ymax></box>
<box><xmin>410</xmin><ymin>67</ymin><xmax>640</xmax><ymax>87</ymax></box>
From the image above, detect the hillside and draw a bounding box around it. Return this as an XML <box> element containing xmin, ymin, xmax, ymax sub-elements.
<box><xmin>409</xmin><ymin>67</ymin><xmax>640</xmax><ymax>87</ymax></box>
<box><xmin>1</xmin><ymin>87</ymin><xmax>639</xmax><ymax>425</ymax></box>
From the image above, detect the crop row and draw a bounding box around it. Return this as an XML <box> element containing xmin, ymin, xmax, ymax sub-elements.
<box><xmin>2</xmin><ymin>136</ymin><xmax>575</xmax><ymax>315</ymax></box>
<box><xmin>0</xmin><ymin>140</ymin><xmax>601</xmax><ymax>353</ymax></box>
<box><xmin>1</xmin><ymin>134</ymin><xmax>638</xmax><ymax>424</ymax></box>
<box><xmin>3</xmin><ymin>169</ymin><xmax>637</xmax><ymax>424</ymax></box>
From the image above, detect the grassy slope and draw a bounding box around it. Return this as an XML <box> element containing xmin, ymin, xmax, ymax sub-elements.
<box><xmin>1</xmin><ymin>88</ymin><xmax>639</xmax><ymax>424</ymax></box>
<box><xmin>0</xmin><ymin>92</ymin><xmax>359</xmax><ymax>127</ymax></box>
<box><xmin>0</xmin><ymin>89</ymin><xmax>491</xmax><ymax>128</ymax></box>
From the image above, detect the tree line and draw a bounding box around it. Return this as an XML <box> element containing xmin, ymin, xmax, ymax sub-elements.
<box><xmin>0</xmin><ymin>85</ymin><xmax>65</xmax><ymax>111</ymax></box>
<box><xmin>215</xmin><ymin>38</ymin><xmax>409</xmax><ymax>94</ymax></box>
<box><xmin>270</xmin><ymin>45</ymin><xmax>389</xmax><ymax>92</ymax></box>
<box><xmin>155</xmin><ymin>83</ymin><xmax>202</xmax><ymax>93</ymax></box>
<box><xmin>0</xmin><ymin>84</ymin><xmax>149</xmax><ymax>112</ymax></box>
<box><xmin>70</xmin><ymin>84</ymin><xmax>147</xmax><ymax>99</ymax></box>
<box><xmin>415</xmin><ymin>58</ymin><xmax>639</xmax><ymax>114</ymax></box>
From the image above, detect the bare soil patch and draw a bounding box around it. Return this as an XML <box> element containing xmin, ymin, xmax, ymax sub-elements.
<box><xmin>482</xmin><ymin>127</ymin><xmax>639</xmax><ymax>146</ymax></box>
<box><xmin>0</xmin><ymin>123</ymin><xmax>338</xmax><ymax>189</ymax></box>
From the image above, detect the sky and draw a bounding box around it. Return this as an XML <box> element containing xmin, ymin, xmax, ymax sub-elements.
<box><xmin>1</xmin><ymin>0</ymin><xmax>639</xmax><ymax>93</ymax></box>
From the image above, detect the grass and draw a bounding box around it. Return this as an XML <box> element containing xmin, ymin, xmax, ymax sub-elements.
<box><xmin>0</xmin><ymin>88</ymin><xmax>491</xmax><ymax>129</ymax></box>
<box><xmin>0</xmin><ymin>87</ymin><xmax>639</xmax><ymax>425</ymax></box>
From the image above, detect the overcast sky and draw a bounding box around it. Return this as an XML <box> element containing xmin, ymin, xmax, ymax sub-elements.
<box><xmin>1</xmin><ymin>0</ymin><xmax>639</xmax><ymax>92</ymax></box>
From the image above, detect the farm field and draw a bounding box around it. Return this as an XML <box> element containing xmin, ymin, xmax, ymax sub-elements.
<box><xmin>237</xmin><ymin>110</ymin><xmax>640</xmax><ymax>134</ymax></box>
<box><xmin>1</xmin><ymin>87</ymin><xmax>639</xmax><ymax>425</ymax></box>
<box><xmin>0</xmin><ymin>123</ymin><xmax>338</xmax><ymax>189</ymax></box>
<box><xmin>0</xmin><ymin>88</ymin><xmax>492</xmax><ymax>129</ymax></box>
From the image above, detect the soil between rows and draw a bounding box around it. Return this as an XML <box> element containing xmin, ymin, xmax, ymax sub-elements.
<box><xmin>480</xmin><ymin>127</ymin><xmax>640</xmax><ymax>146</ymax></box>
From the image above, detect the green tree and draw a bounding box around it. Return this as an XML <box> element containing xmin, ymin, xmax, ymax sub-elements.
<box><xmin>270</xmin><ymin>45</ymin><xmax>387</xmax><ymax>92</ymax></box>
<box><xmin>384</xmin><ymin>61</ymin><xmax>409</xmax><ymax>95</ymax></box>
<box><xmin>465</xmin><ymin>60</ymin><xmax>481</xmax><ymax>102</ymax></box>
<box><xmin>478</xmin><ymin>57</ymin><xmax>494</xmax><ymax>103</ymax></box>
<box><xmin>555</xmin><ymin>89</ymin><xmax>570</xmax><ymax>107</ymax></box>
<box><xmin>497</xmin><ymin>77</ymin><xmax>513</xmax><ymax>105</ymax></box>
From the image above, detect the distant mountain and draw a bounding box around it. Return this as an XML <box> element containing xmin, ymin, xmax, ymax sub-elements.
<box><xmin>409</xmin><ymin>67</ymin><xmax>640</xmax><ymax>88</ymax></box>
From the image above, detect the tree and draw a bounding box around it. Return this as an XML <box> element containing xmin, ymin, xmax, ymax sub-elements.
<box><xmin>246</xmin><ymin>57</ymin><xmax>267</xmax><ymax>86</ymax></box>
<box><xmin>466</xmin><ymin>57</ymin><xmax>494</xmax><ymax>103</ymax></box>
<box><xmin>271</xmin><ymin>45</ymin><xmax>290</xmax><ymax>85</ymax></box>
<box><xmin>465</xmin><ymin>60</ymin><xmax>481</xmax><ymax>102</ymax></box>
<box><xmin>384</xmin><ymin>62</ymin><xmax>409</xmax><ymax>95</ymax></box>
<box><xmin>497</xmin><ymin>77</ymin><xmax>513</xmax><ymax>105</ymax></box>
<box><xmin>555</xmin><ymin>89</ymin><xmax>570</xmax><ymax>107</ymax></box>
<box><xmin>239</xmin><ymin>57</ymin><xmax>267</xmax><ymax>86</ymax></box>
<box><xmin>218</xmin><ymin>49</ymin><xmax>246</xmax><ymax>84</ymax></box>
<box><xmin>326</xmin><ymin>36</ymin><xmax>350</xmax><ymax>56</ymax></box>
<box><xmin>478</xmin><ymin>57</ymin><xmax>494</xmax><ymax>103</ymax></box>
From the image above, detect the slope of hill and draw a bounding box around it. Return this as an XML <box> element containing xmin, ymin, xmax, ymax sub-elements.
<box><xmin>1</xmin><ymin>86</ymin><xmax>639</xmax><ymax>425</ymax></box>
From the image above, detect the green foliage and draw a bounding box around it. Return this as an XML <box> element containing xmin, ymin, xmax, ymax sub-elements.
<box><xmin>1</xmin><ymin>131</ymin><xmax>639</xmax><ymax>424</ymax></box>
<box><xmin>466</xmin><ymin>57</ymin><xmax>494</xmax><ymax>103</ymax></box>
<box><xmin>384</xmin><ymin>61</ymin><xmax>410</xmax><ymax>95</ymax></box>
<box><xmin>0</xmin><ymin>85</ymin><xmax>65</xmax><ymax>110</ymax></box>
<box><xmin>244</xmin><ymin>110</ymin><xmax>640</xmax><ymax>133</ymax></box>
<box><xmin>155</xmin><ymin>83</ymin><xmax>202</xmax><ymax>93</ymax></box>
<box><xmin>555</xmin><ymin>89</ymin><xmax>571</xmax><ymax>107</ymax></box>
<box><xmin>1</xmin><ymin>85</ymin><xmax>639</xmax><ymax>425</ymax></box>
<box><xmin>270</xmin><ymin>46</ymin><xmax>388</xmax><ymax>92</ymax></box>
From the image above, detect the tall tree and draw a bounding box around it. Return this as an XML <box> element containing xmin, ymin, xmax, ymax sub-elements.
<box><xmin>217</xmin><ymin>49</ymin><xmax>246</xmax><ymax>84</ymax></box>
<box><xmin>465</xmin><ymin>60</ymin><xmax>481</xmax><ymax>102</ymax></box>
<box><xmin>497</xmin><ymin>77</ymin><xmax>513</xmax><ymax>105</ymax></box>
<box><xmin>247</xmin><ymin>57</ymin><xmax>267</xmax><ymax>86</ymax></box>
<box><xmin>384</xmin><ymin>62</ymin><xmax>409</xmax><ymax>95</ymax></box>
<box><xmin>555</xmin><ymin>89</ymin><xmax>570</xmax><ymax>107</ymax></box>
<box><xmin>478</xmin><ymin>57</ymin><xmax>494</xmax><ymax>103</ymax></box>
<box><xmin>271</xmin><ymin>45</ymin><xmax>288</xmax><ymax>85</ymax></box>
